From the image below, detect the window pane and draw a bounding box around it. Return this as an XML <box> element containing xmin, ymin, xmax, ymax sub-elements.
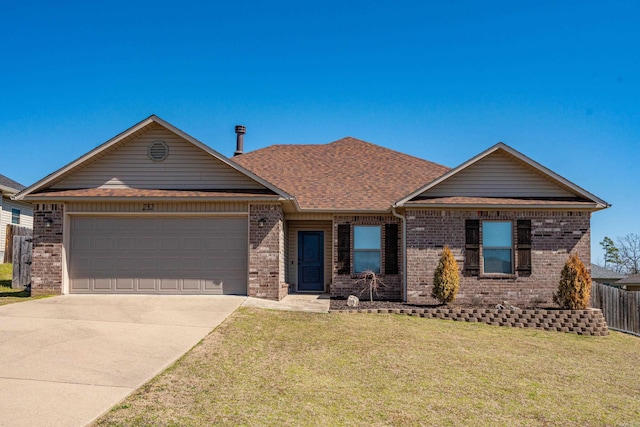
<box><xmin>354</xmin><ymin>251</ymin><xmax>380</xmax><ymax>273</ymax></box>
<box><xmin>354</xmin><ymin>226</ymin><xmax>381</xmax><ymax>250</ymax></box>
<box><xmin>483</xmin><ymin>222</ymin><xmax>511</xmax><ymax>247</ymax></box>
<box><xmin>484</xmin><ymin>249</ymin><xmax>512</xmax><ymax>274</ymax></box>
<box><xmin>11</xmin><ymin>209</ymin><xmax>20</xmax><ymax>225</ymax></box>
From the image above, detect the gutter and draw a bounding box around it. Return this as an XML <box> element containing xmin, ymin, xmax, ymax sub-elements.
<box><xmin>391</xmin><ymin>206</ymin><xmax>407</xmax><ymax>303</ymax></box>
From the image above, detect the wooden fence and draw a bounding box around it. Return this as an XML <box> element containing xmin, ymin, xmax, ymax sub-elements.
<box><xmin>4</xmin><ymin>224</ymin><xmax>32</xmax><ymax>263</ymax></box>
<box><xmin>11</xmin><ymin>234</ymin><xmax>32</xmax><ymax>289</ymax></box>
<box><xmin>591</xmin><ymin>282</ymin><xmax>640</xmax><ymax>336</ymax></box>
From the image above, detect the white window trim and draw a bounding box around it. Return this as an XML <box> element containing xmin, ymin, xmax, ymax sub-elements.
<box><xmin>353</xmin><ymin>225</ymin><xmax>382</xmax><ymax>274</ymax></box>
<box><xmin>481</xmin><ymin>220</ymin><xmax>514</xmax><ymax>275</ymax></box>
<box><xmin>11</xmin><ymin>208</ymin><xmax>20</xmax><ymax>225</ymax></box>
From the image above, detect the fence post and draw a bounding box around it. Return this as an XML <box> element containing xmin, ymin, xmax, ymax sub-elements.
<box><xmin>11</xmin><ymin>235</ymin><xmax>32</xmax><ymax>289</ymax></box>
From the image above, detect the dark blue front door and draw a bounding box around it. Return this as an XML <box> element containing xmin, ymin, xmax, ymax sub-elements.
<box><xmin>298</xmin><ymin>231</ymin><xmax>324</xmax><ymax>291</ymax></box>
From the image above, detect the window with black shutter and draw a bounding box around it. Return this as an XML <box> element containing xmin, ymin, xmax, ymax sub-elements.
<box><xmin>516</xmin><ymin>219</ymin><xmax>532</xmax><ymax>274</ymax></box>
<box><xmin>384</xmin><ymin>223</ymin><xmax>399</xmax><ymax>275</ymax></box>
<box><xmin>337</xmin><ymin>224</ymin><xmax>351</xmax><ymax>274</ymax></box>
<box><xmin>465</xmin><ymin>219</ymin><xmax>480</xmax><ymax>276</ymax></box>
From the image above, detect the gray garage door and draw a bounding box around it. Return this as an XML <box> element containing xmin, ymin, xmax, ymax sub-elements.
<box><xmin>69</xmin><ymin>216</ymin><xmax>247</xmax><ymax>294</ymax></box>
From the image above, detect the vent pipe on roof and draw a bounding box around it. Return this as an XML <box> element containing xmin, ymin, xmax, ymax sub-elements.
<box><xmin>234</xmin><ymin>125</ymin><xmax>246</xmax><ymax>156</ymax></box>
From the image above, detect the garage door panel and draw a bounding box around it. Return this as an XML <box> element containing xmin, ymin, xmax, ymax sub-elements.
<box><xmin>139</xmin><ymin>238</ymin><xmax>158</xmax><ymax>250</ymax></box>
<box><xmin>70</xmin><ymin>216</ymin><xmax>247</xmax><ymax>294</ymax></box>
<box><xmin>72</xmin><ymin>278</ymin><xmax>91</xmax><ymax>290</ymax></box>
<box><xmin>204</xmin><ymin>279</ymin><xmax>223</xmax><ymax>291</ymax></box>
<box><xmin>115</xmin><ymin>278</ymin><xmax>135</xmax><ymax>291</ymax></box>
<box><xmin>116</xmin><ymin>237</ymin><xmax>136</xmax><ymax>250</ymax></box>
<box><xmin>93</xmin><ymin>278</ymin><xmax>112</xmax><ymax>290</ymax></box>
<box><xmin>159</xmin><ymin>279</ymin><xmax>180</xmax><ymax>291</ymax></box>
<box><xmin>160</xmin><ymin>238</ymin><xmax>179</xmax><ymax>251</ymax></box>
<box><xmin>182</xmin><ymin>279</ymin><xmax>200</xmax><ymax>291</ymax></box>
<box><xmin>95</xmin><ymin>219</ymin><xmax>116</xmax><ymax>231</ymax></box>
<box><xmin>137</xmin><ymin>278</ymin><xmax>156</xmax><ymax>291</ymax></box>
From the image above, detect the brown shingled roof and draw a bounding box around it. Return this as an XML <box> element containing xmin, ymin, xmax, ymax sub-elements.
<box><xmin>232</xmin><ymin>137</ymin><xmax>450</xmax><ymax>211</ymax></box>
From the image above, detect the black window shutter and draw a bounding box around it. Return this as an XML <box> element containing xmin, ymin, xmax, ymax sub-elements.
<box><xmin>465</xmin><ymin>219</ymin><xmax>480</xmax><ymax>276</ymax></box>
<box><xmin>516</xmin><ymin>220</ymin><xmax>532</xmax><ymax>274</ymax></box>
<box><xmin>385</xmin><ymin>223</ymin><xmax>399</xmax><ymax>275</ymax></box>
<box><xmin>337</xmin><ymin>224</ymin><xmax>351</xmax><ymax>274</ymax></box>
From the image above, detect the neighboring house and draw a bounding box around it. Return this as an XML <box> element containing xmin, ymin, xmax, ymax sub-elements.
<box><xmin>15</xmin><ymin>115</ymin><xmax>610</xmax><ymax>306</ymax></box>
<box><xmin>590</xmin><ymin>263</ymin><xmax>625</xmax><ymax>287</ymax></box>
<box><xmin>614</xmin><ymin>274</ymin><xmax>640</xmax><ymax>292</ymax></box>
<box><xmin>0</xmin><ymin>174</ymin><xmax>33</xmax><ymax>261</ymax></box>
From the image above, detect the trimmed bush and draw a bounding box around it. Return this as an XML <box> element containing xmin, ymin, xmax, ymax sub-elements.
<box><xmin>432</xmin><ymin>246</ymin><xmax>460</xmax><ymax>304</ymax></box>
<box><xmin>553</xmin><ymin>253</ymin><xmax>591</xmax><ymax>310</ymax></box>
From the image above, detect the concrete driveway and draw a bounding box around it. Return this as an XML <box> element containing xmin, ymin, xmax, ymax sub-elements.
<box><xmin>0</xmin><ymin>294</ymin><xmax>245</xmax><ymax>427</ymax></box>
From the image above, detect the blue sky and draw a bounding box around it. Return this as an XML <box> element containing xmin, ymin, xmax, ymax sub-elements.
<box><xmin>1</xmin><ymin>0</ymin><xmax>638</xmax><ymax>262</ymax></box>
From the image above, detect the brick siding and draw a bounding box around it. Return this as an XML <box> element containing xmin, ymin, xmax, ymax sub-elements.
<box><xmin>332</xmin><ymin>215</ymin><xmax>403</xmax><ymax>300</ymax></box>
<box><xmin>249</xmin><ymin>204</ymin><xmax>287</xmax><ymax>300</ymax></box>
<box><xmin>31</xmin><ymin>204</ymin><xmax>64</xmax><ymax>296</ymax></box>
<box><xmin>405</xmin><ymin>209</ymin><xmax>591</xmax><ymax>307</ymax></box>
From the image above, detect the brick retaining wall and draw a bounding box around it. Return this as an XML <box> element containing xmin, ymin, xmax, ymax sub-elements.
<box><xmin>330</xmin><ymin>307</ymin><xmax>609</xmax><ymax>336</ymax></box>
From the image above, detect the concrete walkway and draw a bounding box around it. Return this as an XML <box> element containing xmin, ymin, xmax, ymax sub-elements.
<box><xmin>242</xmin><ymin>293</ymin><xmax>330</xmax><ymax>313</ymax></box>
<box><xmin>0</xmin><ymin>295</ymin><xmax>244</xmax><ymax>427</ymax></box>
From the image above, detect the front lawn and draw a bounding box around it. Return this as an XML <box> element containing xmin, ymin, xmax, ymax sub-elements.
<box><xmin>0</xmin><ymin>263</ymin><xmax>43</xmax><ymax>306</ymax></box>
<box><xmin>95</xmin><ymin>308</ymin><xmax>640</xmax><ymax>426</ymax></box>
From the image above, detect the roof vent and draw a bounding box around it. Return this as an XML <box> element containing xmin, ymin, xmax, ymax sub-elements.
<box><xmin>234</xmin><ymin>125</ymin><xmax>246</xmax><ymax>156</ymax></box>
<box><xmin>148</xmin><ymin>141</ymin><xmax>169</xmax><ymax>162</ymax></box>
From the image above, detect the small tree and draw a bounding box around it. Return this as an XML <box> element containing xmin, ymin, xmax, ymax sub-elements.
<box><xmin>600</xmin><ymin>236</ymin><xmax>622</xmax><ymax>271</ymax></box>
<box><xmin>553</xmin><ymin>253</ymin><xmax>591</xmax><ymax>310</ymax></box>
<box><xmin>432</xmin><ymin>246</ymin><xmax>460</xmax><ymax>304</ymax></box>
<box><xmin>356</xmin><ymin>270</ymin><xmax>384</xmax><ymax>302</ymax></box>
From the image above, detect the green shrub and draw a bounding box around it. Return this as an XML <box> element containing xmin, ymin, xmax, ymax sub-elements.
<box><xmin>432</xmin><ymin>246</ymin><xmax>460</xmax><ymax>304</ymax></box>
<box><xmin>553</xmin><ymin>253</ymin><xmax>591</xmax><ymax>309</ymax></box>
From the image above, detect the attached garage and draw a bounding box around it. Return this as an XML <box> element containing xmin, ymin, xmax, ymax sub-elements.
<box><xmin>69</xmin><ymin>216</ymin><xmax>248</xmax><ymax>295</ymax></box>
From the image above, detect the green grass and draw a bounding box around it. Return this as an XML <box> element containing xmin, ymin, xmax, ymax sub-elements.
<box><xmin>0</xmin><ymin>263</ymin><xmax>44</xmax><ymax>306</ymax></box>
<box><xmin>95</xmin><ymin>308</ymin><xmax>640</xmax><ymax>427</ymax></box>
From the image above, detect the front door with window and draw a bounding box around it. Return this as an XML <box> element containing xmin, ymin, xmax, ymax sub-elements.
<box><xmin>298</xmin><ymin>231</ymin><xmax>324</xmax><ymax>291</ymax></box>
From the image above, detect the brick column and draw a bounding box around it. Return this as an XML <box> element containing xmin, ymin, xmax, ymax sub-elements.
<box><xmin>31</xmin><ymin>203</ymin><xmax>64</xmax><ymax>296</ymax></box>
<box><xmin>248</xmin><ymin>204</ymin><xmax>287</xmax><ymax>300</ymax></box>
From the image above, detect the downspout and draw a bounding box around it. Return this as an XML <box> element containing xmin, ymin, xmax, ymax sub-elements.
<box><xmin>391</xmin><ymin>206</ymin><xmax>407</xmax><ymax>303</ymax></box>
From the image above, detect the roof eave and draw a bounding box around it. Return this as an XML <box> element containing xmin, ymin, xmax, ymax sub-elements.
<box><xmin>403</xmin><ymin>202</ymin><xmax>603</xmax><ymax>210</ymax></box>
<box><xmin>22</xmin><ymin>195</ymin><xmax>286</xmax><ymax>203</ymax></box>
<box><xmin>294</xmin><ymin>207</ymin><xmax>394</xmax><ymax>214</ymax></box>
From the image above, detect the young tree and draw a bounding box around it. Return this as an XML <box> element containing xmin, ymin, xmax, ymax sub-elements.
<box><xmin>432</xmin><ymin>246</ymin><xmax>460</xmax><ymax>304</ymax></box>
<box><xmin>553</xmin><ymin>253</ymin><xmax>591</xmax><ymax>310</ymax></box>
<box><xmin>600</xmin><ymin>236</ymin><xmax>621</xmax><ymax>270</ymax></box>
<box><xmin>618</xmin><ymin>233</ymin><xmax>640</xmax><ymax>274</ymax></box>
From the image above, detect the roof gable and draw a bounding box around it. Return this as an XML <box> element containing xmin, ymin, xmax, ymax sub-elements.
<box><xmin>16</xmin><ymin>116</ymin><xmax>290</xmax><ymax>200</ymax></box>
<box><xmin>397</xmin><ymin>143</ymin><xmax>609</xmax><ymax>209</ymax></box>
<box><xmin>232</xmin><ymin>137</ymin><xmax>449</xmax><ymax>211</ymax></box>
<box><xmin>0</xmin><ymin>174</ymin><xmax>25</xmax><ymax>195</ymax></box>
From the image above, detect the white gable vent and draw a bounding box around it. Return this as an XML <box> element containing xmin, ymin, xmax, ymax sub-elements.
<box><xmin>148</xmin><ymin>140</ymin><xmax>169</xmax><ymax>162</ymax></box>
